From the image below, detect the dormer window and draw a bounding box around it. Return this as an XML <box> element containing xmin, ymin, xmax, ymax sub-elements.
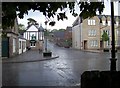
<box><xmin>108</xmin><ymin>21</ymin><xmax>111</xmax><ymax>26</ymax></box>
<box><xmin>116</xmin><ymin>21</ymin><xmax>119</xmax><ymax>26</ymax></box>
<box><xmin>88</xmin><ymin>19</ymin><xmax>95</xmax><ymax>25</ymax></box>
<box><xmin>102</xmin><ymin>21</ymin><xmax>106</xmax><ymax>25</ymax></box>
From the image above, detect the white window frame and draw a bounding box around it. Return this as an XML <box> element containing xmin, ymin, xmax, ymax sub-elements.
<box><xmin>88</xmin><ymin>20</ymin><xmax>91</xmax><ymax>25</ymax></box>
<box><xmin>93</xmin><ymin>20</ymin><xmax>95</xmax><ymax>25</ymax></box>
<box><xmin>30</xmin><ymin>42</ymin><xmax>36</xmax><ymax>47</ymax></box>
<box><xmin>102</xmin><ymin>21</ymin><xmax>106</xmax><ymax>26</ymax></box>
<box><xmin>116</xmin><ymin>21</ymin><xmax>119</xmax><ymax>26</ymax></box>
<box><xmin>93</xmin><ymin>30</ymin><xmax>96</xmax><ymax>36</ymax></box>
<box><xmin>108</xmin><ymin>21</ymin><xmax>111</xmax><ymax>26</ymax></box>
<box><xmin>88</xmin><ymin>29</ymin><xmax>96</xmax><ymax>36</ymax></box>
<box><xmin>106</xmin><ymin>41</ymin><xmax>109</xmax><ymax>46</ymax></box>
<box><xmin>90</xmin><ymin>40</ymin><xmax>98</xmax><ymax>47</ymax></box>
<box><xmin>95</xmin><ymin>40</ymin><xmax>98</xmax><ymax>46</ymax></box>
<box><xmin>19</xmin><ymin>41</ymin><xmax>21</xmax><ymax>49</ymax></box>
<box><xmin>13</xmin><ymin>38</ymin><xmax>16</xmax><ymax>53</ymax></box>
<box><xmin>88</xmin><ymin>30</ymin><xmax>91</xmax><ymax>36</ymax></box>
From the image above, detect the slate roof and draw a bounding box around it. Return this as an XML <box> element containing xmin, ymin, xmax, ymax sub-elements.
<box><xmin>39</xmin><ymin>25</ymin><xmax>44</xmax><ymax>32</ymax></box>
<box><xmin>53</xmin><ymin>31</ymin><xmax>65</xmax><ymax>39</ymax></box>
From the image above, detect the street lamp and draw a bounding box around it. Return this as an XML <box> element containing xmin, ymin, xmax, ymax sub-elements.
<box><xmin>44</xmin><ymin>20</ymin><xmax>48</xmax><ymax>52</ymax></box>
<box><xmin>98</xmin><ymin>2</ymin><xmax>117</xmax><ymax>71</ymax></box>
<box><xmin>38</xmin><ymin>24</ymin><xmax>44</xmax><ymax>52</ymax></box>
<box><xmin>110</xmin><ymin>2</ymin><xmax>117</xmax><ymax>71</ymax></box>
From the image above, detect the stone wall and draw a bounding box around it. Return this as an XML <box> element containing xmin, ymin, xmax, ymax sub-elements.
<box><xmin>26</xmin><ymin>40</ymin><xmax>43</xmax><ymax>50</ymax></box>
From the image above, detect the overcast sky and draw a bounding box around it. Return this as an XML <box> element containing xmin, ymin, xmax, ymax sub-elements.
<box><xmin>18</xmin><ymin>1</ymin><xmax>119</xmax><ymax>30</ymax></box>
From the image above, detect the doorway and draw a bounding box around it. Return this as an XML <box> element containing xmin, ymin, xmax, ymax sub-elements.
<box><xmin>84</xmin><ymin>40</ymin><xmax>87</xmax><ymax>50</ymax></box>
<box><xmin>2</xmin><ymin>37</ymin><xmax>9</xmax><ymax>57</ymax></box>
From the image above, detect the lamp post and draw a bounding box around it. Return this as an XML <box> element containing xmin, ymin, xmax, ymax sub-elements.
<box><xmin>0</xmin><ymin>28</ymin><xmax>2</xmax><ymax>59</ymax></box>
<box><xmin>38</xmin><ymin>24</ymin><xmax>44</xmax><ymax>52</ymax></box>
<box><xmin>110</xmin><ymin>2</ymin><xmax>117</xmax><ymax>71</ymax></box>
<box><xmin>44</xmin><ymin>21</ymin><xmax>48</xmax><ymax>52</ymax></box>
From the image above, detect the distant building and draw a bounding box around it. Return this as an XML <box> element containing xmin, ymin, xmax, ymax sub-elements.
<box><xmin>53</xmin><ymin>31</ymin><xmax>65</xmax><ymax>47</ymax></box>
<box><xmin>65</xmin><ymin>26</ymin><xmax>72</xmax><ymax>40</ymax></box>
<box><xmin>72</xmin><ymin>15</ymin><xmax>120</xmax><ymax>50</ymax></box>
<box><xmin>64</xmin><ymin>26</ymin><xmax>72</xmax><ymax>47</ymax></box>
<box><xmin>23</xmin><ymin>24</ymin><xmax>44</xmax><ymax>50</ymax></box>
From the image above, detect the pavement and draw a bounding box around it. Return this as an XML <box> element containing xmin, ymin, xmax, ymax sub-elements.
<box><xmin>83</xmin><ymin>49</ymin><xmax>120</xmax><ymax>53</ymax></box>
<box><xmin>83</xmin><ymin>49</ymin><xmax>103</xmax><ymax>53</ymax></box>
<box><xmin>2</xmin><ymin>50</ymin><xmax>59</xmax><ymax>63</ymax></box>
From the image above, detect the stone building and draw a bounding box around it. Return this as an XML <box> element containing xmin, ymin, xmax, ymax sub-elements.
<box><xmin>2</xmin><ymin>18</ymin><xmax>19</xmax><ymax>58</ymax></box>
<box><xmin>72</xmin><ymin>15</ymin><xmax>120</xmax><ymax>50</ymax></box>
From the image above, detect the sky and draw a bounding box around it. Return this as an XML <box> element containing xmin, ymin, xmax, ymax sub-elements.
<box><xmin>18</xmin><ymin>1</ymin><xmax>119</xmax><ymax>31</ymax></box>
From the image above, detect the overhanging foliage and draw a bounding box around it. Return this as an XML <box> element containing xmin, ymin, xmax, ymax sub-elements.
<box><xmin>2</xmin><ymin>1</ymin><xmax>105</xmax><ymax>29</ymax></box>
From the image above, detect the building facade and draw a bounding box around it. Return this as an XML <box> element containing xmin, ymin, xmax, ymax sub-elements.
<box><xmin>64</xmin><ymin>26</ymin><xmax>72</xmax><ymax>47</ymax></box>
<box><xmin>23</xmin><ymin>24</ymin><xmax>44</xmax><ymax>50</ymax></box>
<box><xmin>18</xmin><ymin>36</ymin><xmax>27</xmax><ymax>54</ymax></box>
<box><xmin>2</xmin><ymin>18</ymin><xmax>19</xmax><ymax>57</ymax></box>
<box><xmin>72</xmin><ymin>15</ymin><xmax>120</xmax><ymax>50</ymax></box>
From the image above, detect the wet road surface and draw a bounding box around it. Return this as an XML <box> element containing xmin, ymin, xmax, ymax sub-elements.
<box><xmin>2</xmin><ymin>42</ymin><xmax>120</xmax><ymax>86</ymax></box>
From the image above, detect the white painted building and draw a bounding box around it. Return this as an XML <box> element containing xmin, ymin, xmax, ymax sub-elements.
<box><xmin>23</xmin><ymin>24</ymin><xmax>44</xmax><ymax>50</ymax></box>
<box><xmin>72</xmin><ymin>17</ymin><xmax>83</xmax><ymax>49</ymax></box>
<box><xmin>72</xmin><ymin>23</ymin><xmax>81</xmax><ymax>49</ymax></box>
<box><xmin>18</xmin><ymin>37</ymin><xmax>26</xmax><ymax>54</ymax></box>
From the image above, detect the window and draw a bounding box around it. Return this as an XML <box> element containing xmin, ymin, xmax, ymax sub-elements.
<box><xmin>88</xmin><ymin>29</ymin><xmax>96</xmax><ymax>36</ymax></box>
<box><xmin>90</xmin><ymin>40</ymin><xmax>98</xmax><ymax>47</ymax></box>
<box><xmin>108</xmin><ymin>21</ymin><xmax>111</xmax><ymax>26</ymax></box>
<box><xmin>93</xmin><ymin>20</ymin><xmax>95</xmax><ymax>25</ymax></box>
<box><xmin>90</xmin><ymin>41</ymin><xmax>93</xmax><ymax>47</ymax></box>
<box><xmin>88</xmin><ymin>30</ymin><xmax>91</xmax><ymax>36</ymax></box>
<box><xmin>19</xmin><ymin>41</ymin><xmax>21</xmax><ymax>49</ymax></box>
<box><xmin>88</xmin><ymin>20</ymin><xmax>91</xmax><ymax>25</ymax></box>
<box><xmin>116</xmin><ymin>29</ymin><xmax>119</xmax><ymax>35</ymax></box>
<box><xmin>94</xmin><ymin>40</ymin><xmax>98</xmax><ymax>46</ymax></box>
<box><xmin>93</xmin><ymin>30</ymin><xmax>96</xmax><ymax>36</ymax></box>
<box><xmin>88</xmin><ymin>19</ymin><xmax>96</xmax><ymax>25</ymax></box>
<box><xmin>102</xmin><ymin>21</ymin><xmax>106</xmax><ymax>25</ymax></box>
<box><xmin>116</xmin><ymin>21</ymin><xmax>119</xmax><ymax>26</ymax></box>
<box><xmin>13</xmin><ymin>38</ymin><xmax>16</xmax><ymax>53</ymax></box>
<box><xmin>106</xmin><ymin>41</ymin><xmax>110</xmax><ymax>46</ymax></box>
<box><xmin>30</xmin><ymin>42</ymin><xmax>36</xmax><ymax>47</ymax></box>
<box><xmin>23</xmin><ymin>41</ymin><xmax>26</xmax><ymax>49</ymax></box>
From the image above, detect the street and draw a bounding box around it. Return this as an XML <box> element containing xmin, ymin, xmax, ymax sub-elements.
<box><xmin>2</xmin><ymin>42</ymin><xmax>120</xmax><ymax>86</ymax></box>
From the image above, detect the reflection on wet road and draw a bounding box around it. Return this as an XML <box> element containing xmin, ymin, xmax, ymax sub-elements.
<box><xmin>2</xmin><ymin>42</ymin><xmax>120</xmax><ymax>86</ymax></box>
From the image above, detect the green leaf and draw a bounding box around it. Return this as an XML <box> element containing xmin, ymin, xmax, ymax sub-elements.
<box><xmin>102</xmin><ymin>31</ymin><xmax>109</xmax><ymax>41</ymax></box>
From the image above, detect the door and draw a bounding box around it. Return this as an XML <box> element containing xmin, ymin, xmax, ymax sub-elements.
<box><xmin>100</xmin><ymin>41</ymin><xmax>103</xmax><ymax>49</ymax></box>
<box><xmin>84</xmin><ymin>40</ymin><xmax>87</xmax><ymax>50</ymax></box>
<box><xmin>2</xmin><ymin>37</ymin><xmax>9</xmax><ymax>57</ymax></box>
